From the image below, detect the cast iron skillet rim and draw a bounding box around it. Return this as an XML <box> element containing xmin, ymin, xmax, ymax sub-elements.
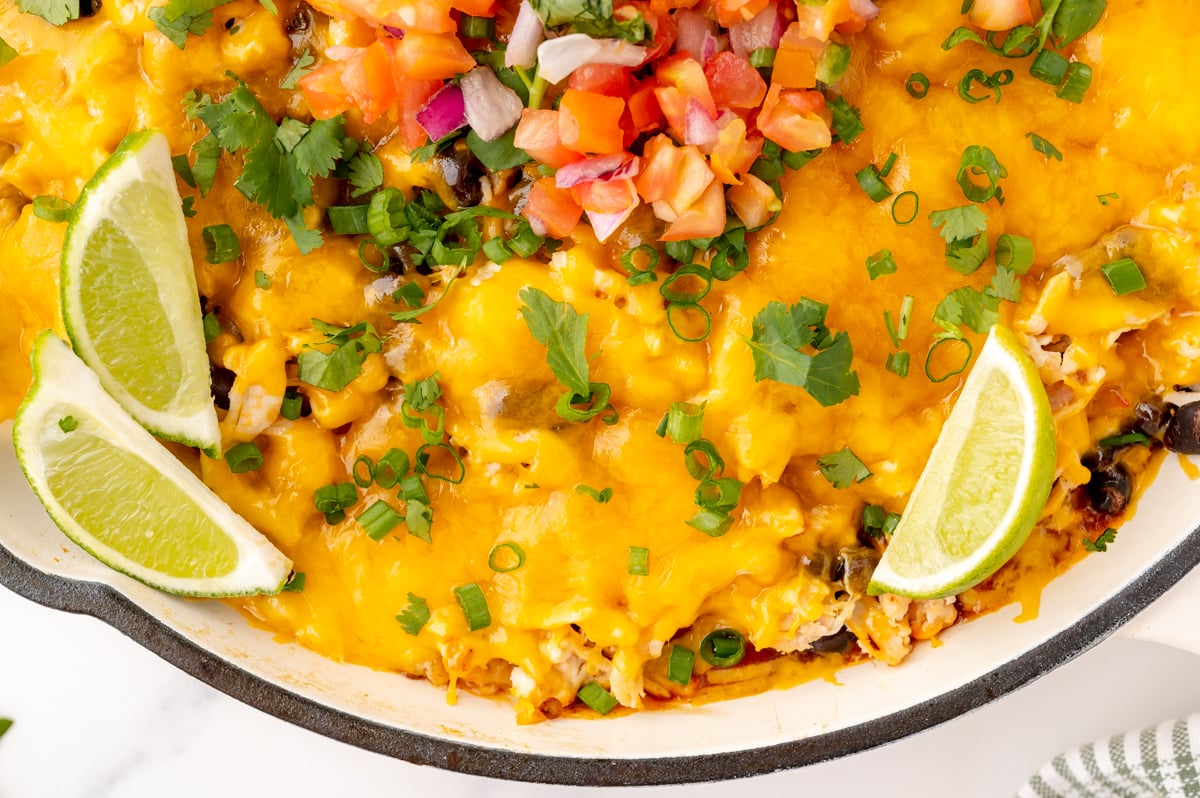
<box><xmin>2</xmin><ymin>524</ymin><xmax>1198</xmax><ymax>787</ymax></box>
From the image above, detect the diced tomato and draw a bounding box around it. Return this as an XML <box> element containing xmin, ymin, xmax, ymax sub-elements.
<box><xmin>574</xmin><ymin>177</ymin><xmax>640</xmax><ymax>215</ymax></box>
<box><xmin>771</xmin><ymin>23</ymin><xmax>820</xmax><ymax>89</ymax></box>
<box><xmin>524</xmin><ymin>178</ymin><xmax>583</xmax><ymax>239</ymax></box>
<box><xmin>727</xmin><ymin>173</ymin><xmax>780</xmax><ymax>228</ymax></box>
<box><xmin>656</xmin><ymin>54</ymin><xmax>716</xmax><ymax>114</ymax></box>
<box><xmin>661</xmin><ymin>179</ymin><xmax>726</xmax><ymax>241</ymax></box>
<box><xmin>397</xmin><ymin>78</ymin><xmax>444</xmax><ymax>150</ymax></box>
<box><xmin>713</xmin><ymin>0</ymin><xmax>769</xmax><ymax>28</ymax></box>
<box><xmin>635</xmin><ymin>135</ymin><xmax>715</xmax><ymax>214</ymax></box>
<box><xmin>514</xmin><ymin>110</ymin><xmax>583</xmax><ymax>169</ymax></box>
<box><xmin>568</xmin><ymin>64</ymin><xmax>634</xmax><ymax>97</ymax></box>
<box><xmin>704</xmin><ymin>52</ymin><xmax>767</xmax><ymax>109</ymax></box>
<box><xmin>631</xmin><ymin>2</ymin><xmax>678</xmax><ymax>62</ymax></box>
<box><xmin>392</xmin><ymin>31</ymin><xmax>477</xmax><ymax>81</ymax></box>
<box><xmin>756</xmin><ymin>84</ymin><xmax>831</xmax><ymax>152</ymax></box>
<box><xmin>558</xmin><ymin>89</ymin><xmax>626</xmax><ymax>155</ymax></box>
<box><xmin>967</xmin><ymin>0</ymin><xmax>1034</xmax><ymax>30</ymax></box>
<box><xmin>450</xmin><ymin>0</ymin><xmax>495</xmax><ymax>16</ymax></box>
<box><xmin>628</xmin><ymin>80</ymin><xmax>666</xmax><ymax>133</ymax></box>
<box><xmin>299</xmin><ymin>42</ymin><xmax>397</xmax><ymax>124</ymax></box>
<box><xmin>710</xmin><ymin>118</ymin><xmax>762</xmax><ymax>183</ymax></box>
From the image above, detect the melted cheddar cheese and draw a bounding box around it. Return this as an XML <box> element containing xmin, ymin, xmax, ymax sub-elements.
<box><xmin>2</xmin><ymin>0</ymin><xmax>1200</xmax><ymax>722</ymax></box>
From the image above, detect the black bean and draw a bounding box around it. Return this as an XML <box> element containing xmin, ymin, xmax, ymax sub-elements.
<box><xmin>809</xmin><ymin>628</ymin><xmax>857</xmax><ymax>654</ymax></box>
<box><xmin>1085</xmin><ymin>461</ymin><xmax>1131</xmax><ymax>515</ymax></box>
<box><xmin>210</xmin><ymin>365</ymin><xmax>236</xmax><ymax>411</ymax></box>
<box><xmin>431</xmin><ymin>147</ymin><xmax>484</xmax><ymax>208</ymax></box>
<box><xmin>1165</xmin><ymin>403</ymin><xmax>1200</xmax><ymax>454</ymax></box>
<box><xmin>1133</xmin><ymin>400</ymin><xmax>1168</xmax><ymax>438</ymax></box>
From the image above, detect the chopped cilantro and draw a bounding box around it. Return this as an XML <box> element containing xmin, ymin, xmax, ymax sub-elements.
<box><xmin>1082</xmin><ymin>527</ymin><xmax>1117</xmax><ymax>553</ymax></box>
<box><xmin>934</xmin><ymin>287</ymin><xmax>1000</xmax><ymax>335</ymax></box>
<box><xmin>1026</xmin><ymin>132</ymin><xmax>1063</xmax><ymax>161</ymax></box>
<box><xmin>575</xmin><ymin>484</ymin><xmax>613</xmax><ymax>503</ymax></box>
<box><xmin>148</xmin><ymin>0</ymin><xmax>225</xmax><ymax>48</ymax></box>
<box><xmin>254</xmin><ymin>269</ymin><xmax>270</xmax><ymax>289</ymax></box>
<box><xmin>17</xmin><ymin>0</ymin><xmax>79</xmax><ymax>25</ymax></box>
<box><xmin>396</xmin><ymin>593</ymin><xmax>431</xmax><ymax>635</ymax></box>
<box><xmin>465</xmin><ymin>128</ymin><xmax>530</xmax><ymax>172</ymax></box>
<box><xmin>348</xmin><ymin>151</ymin><xmax>383</xmax><ymax>197</ymax></box>
<box><xmin>929</xmin><ymin>205</ymin><xmax>989</xmax><ymax>244</ymax></box>
<box><xmin>745</xmin><ymin>299</ymin><xmax>860</xmax><ymax>406</ymax></box>
<box><xmin>989</xmin><ymin>265</ymin><xmax>1022</xmax><ymax>301</ymax></box>
<box><xmin>282</xmin><ymin>572</ymin><xmax>306</xmax><ymax>592</ymax></box>
<box><xmin>817</xmin><ymin>447</ymin><xmax>872</xmax><ymax>489</ymax></box>
<box><xmin>297</xmin><ymin>320</ymin><xmax>382</xmax><ymax>392</ymax></box>
<box><xmin>530</xmin><ymin>0</ymin><xmax>646</xmax><ymax>42</ymax></box>
<box><xmin>280</xmin><ymin>47</ymin><xmax>315</xmax><ymax>90</ymax></box>
<box><xmin>0</xmin><ymin>37</ymin><xmax>16</xmax><ymax>67</ymax></box>
<box><xmin>945</xmin><ymin>233</ymin><xmax>990</xmax><ymax>275</ymax></box>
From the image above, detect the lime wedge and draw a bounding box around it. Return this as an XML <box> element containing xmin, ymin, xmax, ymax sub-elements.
<box><xmin>868</xmin><ymin>325</ymin><xmax>1056</xmax><ymax>599</ymax></box>
<box><xmin>61</xmin><ymin>130</ymin><xmax>219</xmax><ymax>456</ymax></box>
<box><xmin>13</xmin><ymin>333</ymin><xmax>290</xmax><ymax>597</ymax></box>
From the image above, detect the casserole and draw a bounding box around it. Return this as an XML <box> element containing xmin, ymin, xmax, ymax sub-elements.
<box><xmin>3</xmin><ymin>426</ymin><xmax>1200</xmax><ymax>785</ymax></box>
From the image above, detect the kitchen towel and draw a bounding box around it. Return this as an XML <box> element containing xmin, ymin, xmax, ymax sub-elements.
<box><xmin>1019</xmin><ymin>714</ymin><xmax>1200</xmax><ymax>797</ymax></box>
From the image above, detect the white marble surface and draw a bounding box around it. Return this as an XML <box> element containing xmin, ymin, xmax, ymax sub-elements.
<box><xmin>2</xmin><ymin>583</ymin><xmax>1199</xmax><ymax>798</ymax></box>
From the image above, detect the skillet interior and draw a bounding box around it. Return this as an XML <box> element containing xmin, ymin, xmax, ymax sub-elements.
<box><xmin>3</xmin><ymin>419</ymin><xmax>1200</xmax><ymax>786</ymax></box>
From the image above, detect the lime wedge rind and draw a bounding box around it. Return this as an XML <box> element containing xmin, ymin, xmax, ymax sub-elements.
<box><xmin>14</xmin><ymin>332</ymin><xmax>291</xmax><ymax>597</ymax></box>
<box><xmin>868</xmin><ymin>325</ymin><xmax>1056</xmax><ymax>599</ymax></box>
<box><xmin>60</xmin><ymin>131</ymin><xmax>220</xmax><ymax>456</ymax></box>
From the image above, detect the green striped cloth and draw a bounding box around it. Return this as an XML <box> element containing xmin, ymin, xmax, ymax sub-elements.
<box><xmin>1019</xmin><ymin>716</ymin><xmax>1200</xmax><ymax>797</ymax></box>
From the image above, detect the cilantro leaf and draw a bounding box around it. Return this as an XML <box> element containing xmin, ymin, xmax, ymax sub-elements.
<box><xmin>1026</xmin><ymin>132</ymin><xmax>1063</xmax><ymax>161</ymax></box>
<box><xmin>988</xmin><ymin>265</ymin><xmax>1021</xmax><ymax>302</ymax></box>
<box><xmin>518</xmin><ymin>287</ymin><xmax>592</xmax><ymax>397</ymax></box>
<box><xmin>291</xmin><ymin>116</ymin><xmax>345</xmax><ymax>179</ymax></box>
<box><xmin>1082</xmin><ymin>526</ymin><xmax>1116</xmax><ymax>552</ymax></box>
<box><xmin>285</xmin><ymin>213</ymin><xmax>323</xmax><ymax>254</ymax></box>
<box><xmin>348</xmin><ymin>151</ymin><xmax>383</xmax><ymax>197</ymax></box>
<box><xmin>530</xmin><ymin>0</ymin><xmax>646</xmax><ymax>41</ymax></box>
<box><xmin>396</xmin><ymin>593</ymin><xmax>431</xmax><ymax>635</ymax></box>
<box><xmin>929</xmin><ymin>205</ymin><xmax>989</xmax><ymax>244</ymax></box>
<box><xmin>465</xmin><ymin>128</ymin><xmax>530</xmax><ymax>172</ymax></box>
<box><xmin>17</xmin><ymin>0</ymin><xmax>79</xmax><ymax>26</ymax></box>
<box><xmin>934</xmin><ymin>287</ymin><xmax>1000</xmax><ymax>335</ymax></box>
<box><xmin>191</xmin><ymin>133</ymin><xmax>221</xmax><ymax>196</ymax></box>
<box><xmin>746</xmin><ymin>300</ymin><xmax>859</xmax><ymax>406</ymax></box>
<box><xmin>148</xmin><ymin>0</ymin><xmax>227</xmax><ymax>48</ymax></box>
<box><xmin>297</xmin><ymin>320</ymin><xmax>381</xmax><ymax>392</ymax></box>
<box><xmin>281</xmin><ymin>48</ymin><xmax>315</xmax><ymax>90</ymax></box>
<box><xmin>817</xmin><ymin>447</ymin><xmax>872</xmax><ymax>489</ymax></box>
<box><xmin>0</xmin><ymin>36</ymin><xmax>17</xmax><ymax>67</ymax></box>
<box><xmin>945</xmin><ymin>233</ymin><xmax>990</xmax><ymax>275</ymax></box>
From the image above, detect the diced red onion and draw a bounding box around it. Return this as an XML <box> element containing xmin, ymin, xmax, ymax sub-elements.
<box><xmin>382</xmin><ymin>25</ymin><xmax>405</xmax><ymax>38</ymax></box>
<box><xmin>849</xmin><ymin>0</ymin><xmax>880</xmax><ymax>20</ymax></box>
<box><xmin>674</xmin><ymin>9</ymin><xmax>712</xmax><ymax>63</ymax></box>
<box><xmin>536</xmin><ymin>34</ymin><xmax>647</xmax><ymax>84</ymax></box>
<box><xmin>684</xmin><ymin>99</ymin><xmax>719</xmax><ymax>150</ymax></box>
<box><xmin>416</xmin><ymin>84</ymin><xmax>467</xmax><ymax>141</ymax></box>
<box><xmin>587</xmin><ymin>205</ymin><xmax>637</xmax><ymax>243</ymax></box>
<box><xmin>700</xmin><ymin>32</ymin><xmax>727</xmax><ymax>63</ymax></box>
<box><xmin>505</xmin><ymin>1</ymin><xmax>544</xmax><ymax>69</ymax></box>
<box><xmin>729</xmin><ymin>2</ymin><xmax>783</xmax><ymax>57</ymax></box>
<box><xmin>555</xmin><ymin>154</ymin><xmax>638</xmax><ymax>189</ymax></box>
<box><xmin>461</xmin><ymin>67</ymin><xmax>524</xmax><ymax>142</ymax></box>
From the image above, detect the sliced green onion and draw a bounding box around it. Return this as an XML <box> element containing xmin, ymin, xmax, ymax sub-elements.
<box><xmin>855</xmin><ymin>164</ymin><xmax>892</xmax><ymax>203</ymax></box>
<box><xmin>224</xmin><ymin>441</ymin><xmax>263</xmax><ymax>473</ymax></box>
<box><xmin>828</xmin><ymin>96</ymin><xmax>864</xmax><ymax>144</ymax></box>
<box><xmin>699</xmin><ymin>628</ymin><xmax>746</xmax><ymax>667</ymax></box>
<box><xmin>203</xmin><ymin>224</ymin><xmax>241</xmax><ymax>264</ymax></box>
<box><xmin>415</xmin><ymin>442</ymin><xmax>466</xmax><ymax>483</ymax></box>
<box><xmin>748</xmin><ymin>46</ymin><xmax>775</xmax><ymax>69</ymax></box>
<box><xmin>996</xmin><ymin>234</ymin><xmax>1035</xmax><ymax>274</ymax></box>
<box><xmin>905</xmin><ymin>72</ymin><xmax>930</xmax><ymax>99</ymax></box>
<box><xmin>815</xmin><ymin>41</ymin><xmax>851</xmax><ymax>85</ymax></box>
<box><xmin>357</xmin><ymin>499</ymin><xmax>404</xmax><ymax>541</ymax></box>
<box><xmin>508</xmin><ymin>222</ymin><xmax>544</xmax><ymax>258</ymax></box>
<box><xmin>576</xmin><ymin>682</ymin><xmax>619</xmax><ymax>715</ymax></box>
<box><xmin>406</xmin><ymin>499</ymin><xmax>433</xmax><ymax>543</ymax></box>
<box><xmin>1100</xmin><ymin>257</ymin><xmax>1146</xmax><ymax>296</ymax></box>
<box><xmin>991</xmin><ymin>68</ymin><xmax>1014</xmax><ymax>86</ymax></box>
<box><xmin>627</xmin><ymin>545</ymin><xmax>649</xmax><ymax>576</ymax></box>
<box><xmin>1056</xmin><ymin>62</ymin><xmax>1093</xmax><ymax>103</ymax></box>
<box><xmin>866</xmin><ymin>249</ymin><xmax>897</xmax><ymax>280</ymax></box>
<box><xmin>314</xmin><ymin>482</ymin><xmax>357</xmax><ymax>524</ymax></box>
<box><xmin>358</xmin><ymin>238</ymin><xmax>392</xmax><ymax>273</ymax></box>
<box><xmin>557</xmin><ymin>382</ymin><xmax>618</xmax><ymax>424</ymax></box>
<box><xmin>1098</xmin><ymin>432</ymin><xmax>1150</xmax><ymax>448</ymax></box>
<box><xmin>32</xmin><ymin>196</ymin><xmax>72</xmax><ymax>222</ymax></box>
<box><xmin>461</xmin><ymin>13</ymin><xmax>493</xmax><ymax>37</ymax></box>
<box><xmin>328</xmin><ymin>204</ymin><xmax>370</xmax><ymax>235</ymax></box>
<box><xmin>282</xmin><ymin>571</ymin><xmax>306</xmax><ymax>592</ymax></box>
<box><xmin>884</xmin><ymin>295</ymin><xmax>914</xmax><ymax>347</ymax></box>
<box><xmin>891</xmin><ymin>191</ymin><xmax>919</xmax><ymax>225</ymax></box>
<box><xmin>885</xmin><ymin>350</ymin><xmax>910</xmax><ymax>377</ymax></box>
<box><xmin>399</xmin><ymin>473</ymin><xmax>430</xmax><ymax>504</ymax></box>
<box><xmin>862</xmin><ymin>503</ymin><xmax>886</xmax><ymax>537</ymax></box>
<box><xmin>958</xmin><ymin>68</ymin><xmax>999</xmax><ymax>104</ymax></box>
<box><xmin>453</xmin><ymin>582</ymin><xmax>492</xmax><ymax>631</ymax></box>
<box><xmin>575</xmin><ymin>484</ymin><xmax>613</xmax><ymax>503</ymax></box>
<box><xmin>58</xmin><ymin>415</ymin><xmax>78</xmax><ymax>432</ymax></box>
<box><xmin>1029</xmin><ymin>49</ymin><xmax>1070</xmax><ymax>86</ymax></box>
<box><xmin>254</xmin><ymin>269</ymin><xmax>270</xmax><ymax>289</ymax></box>
<box><xmin>664</xmin><ymin>239</ymin><xmax>695</xmax><ymax>264</ymax></box>
<box><xmin>956</xmin><ymin>144</ymin><xmax>1007</xmax><ymax>203</ymax></box>
<box><xmin>683</xmin><ymin>439</ymin><xmax>725</xmax><ymax>481</ymax></box>
<box><xmin>352</xmin><ymin>455</ymin><xmax>375</xmax><ymax>488</ymax></box>
<box><xmin>488</xmin><ymin>542</ymin><xmax>526</xmax><ymax>573</ymax></box>
<box><xmin>367</xmin><ymin>187</ymin><xmax>408</xmax><ymax>247</ymax></box>
<box><xmin>782</xmin><ymin>147</ymin><xmax>821</xmax><ymax>170</ymax></box>
<box><xmin>695</xmin><ymin>478</ymin><xmax>742</xmax><ymax>512</ymax></box>
<box><xmin>665</xmin><ymin>302</ymin><xmax>711</xmax><ymax>343</ymax></box>
<box><xmin>373</xmin><ymin>448</ymin><xmax>410</xmax><ymax>488</ymax></box>
<box><xmin>667</xmin><ymin>644</ymin><xmax>695</xmax><ymax>685</ymax></box>
<box><xmin>481</xmin><ymin>236</ymin><xmax>512</xmax><ymax>264</ymax></box>
<box><xmin>202</xmin><ymin>311</ymin><xmax>221</xmax><ymax>343</ymax></box>
<box><xmin>686</xmin><ymin>507</ymin><xmax>734</xmax><ymax>537</ymax></box>
<box><xmin>279</xmin><ymin>387</ymin><xmax>304</xmax><ymax>420</ymax></box>
<box><xmin>661</xmin><ymin>401</ymin><xmax>704</xmax><ymax>444</ymax></box>
<box><xmin>660</xmin><ymin>264</ymin><xmax>712</xmax><ymax>304</ymax></box>
<box><xmin>181</xmin><ymin>196</ymin><xmax>197</xmax><ymax>218</ymax></box>
<box><xmin>622</xmin><ymin>244</ymin><xmax>660</xmax><ymax>285</ymax></box>
<box><xmin>925</xmin><ymin>337</ymin><xmax>974</xmax><ymax>383</ymax></box>
<box><xmin>879</xmin><ymin>152</ymin><xmax>898</xmax><ymax>179</ymax></box>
